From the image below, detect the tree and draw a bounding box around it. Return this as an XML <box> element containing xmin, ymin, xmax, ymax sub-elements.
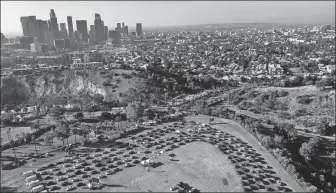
<box><xmin>273</xmin><ymin>135</ymin><xmax>284</xmax><ymax>147</ymax></box>
<box><xmin>44</xmin><ymin>132</ymin><xmax>55</xmax><ymax>148</ymax></box>
<box><xmin>54</xmin><ymin>121</ymin><xmax>71</xmax><ymax>146</ymax></box>
<box><xmin>31</xmin><ymin>134</ymin><xmax>38</xmax><ymax>155</ymax></box>
<box><xmin>50</xmin><ymin>106</ymin><xmax>65</xmax><ymax>120</ymax></box>
<box><xmin>93</xmin><ymin>94</ymin><xmax>104</xmax><ymax>105</ymax></box>
<box><xmin>299</xmin><ymin>137</ymin><xmax>323</xmax><ymax>162</ymax></box>
<box><xmin>73</xmin><ymin>112</ymin><xmax>84</xmax><ymax>121</ymax></box>
<box><xmin>115</xmin><ymin>116</ymin><xmax>123</xmax><ymax>132</ymax></box>
<box><xmin>315</xmin><ymin>117</ymin><xmax>328</xmax><ymax>135</ymax></box>
<box><xmin>126</xmin><ymin>102</ymin><xmax>144</xmax><ymax>123</ymax></box>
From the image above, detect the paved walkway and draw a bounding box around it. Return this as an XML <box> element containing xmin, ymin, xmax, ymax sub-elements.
<box><xmin>185</xmin><ymin>115</ymin><xmax>304</xmax><ymax>192</ymax></box>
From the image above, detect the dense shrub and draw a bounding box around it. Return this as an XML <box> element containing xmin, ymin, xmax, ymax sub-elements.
<box><xmin>277</xmin><ymin>111</ymin><xmax>292</xmax><ymax>119</ymax></box>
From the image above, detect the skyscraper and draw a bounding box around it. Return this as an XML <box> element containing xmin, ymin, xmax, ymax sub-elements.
<box><xmin>136</xmin><ymin>23</ymin><xmax>142</xmax><ymax>36</ymax></box>
<box><xmin>122</xmin><ymin>22</ymin><xmax>124</xmax><ymax>33</ymax></box>
<box><xmin>94</xmin><ymin>13</ymin><xmax>105</xmax><ymax>41</ymax></box>
<box><xmin>104</xmin><ymin>26</ymin><xmax>108</xmax><ymax>38</ymax></box>
<box><xmin>28</xmin><ymin>16</ymin><xmax>38</xmax><ymax>37</ymax></box>
<box><xmin>90</xmin><ymin>25</ymin><xmax>96</xmax><ymax>41</ymax></box>
<box><xmin>124</xmin><ymin>26</ymin><xmax>129</xmax><ymax>35</ymax></box>
<box><xmin>67</xmin><ymin>16</ymin><xmax>74</xmax><ymax>38</ymax></box>
<box><xmin>49</xmin><ymin>9</ymin><xmax>59</xmax><ymax>36</ymax></box>
<box><xmin>76</xmin><ymin>20</ymin><xmax>89</xmax><ymax>40</ymax></box>
<box><xmin>45</xmin><ymin>31</ymin><xmax>54</xmax><ymax>46</ymax></box>
<box><xmin>20</xmin><ymin>16</ymin><xmax>38</xmax><ymax>37</ymax></box>
<box><xmin>117</xmin><ymin>23</ymin><xmax>121</xmax><ymax>32</ymax></box>
<box><xmin>37</xmin><ymin>20</ymin><xmax>49</xmax><ymax>42</ymax></box>
<box><xmin>20</xmin><ymin>17</ymin><xmax>30</xmax><ymax>36</ymax></box>
<box><xmin>60</xmin><ymin>23</ymin><xmax>67</xmax><ymax>32</ymax></box>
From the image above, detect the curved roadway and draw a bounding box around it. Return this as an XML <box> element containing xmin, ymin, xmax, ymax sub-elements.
<box><xmin>185</xmin><ymin>115</ymin><xmax>304</xmax><ymax>192</ymax></box>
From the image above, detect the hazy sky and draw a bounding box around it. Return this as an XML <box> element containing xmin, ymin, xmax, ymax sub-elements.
<box><xmin>1</xmin><ymin>1</ymin><xmax>335</xmax><ymax>36</ymax></box>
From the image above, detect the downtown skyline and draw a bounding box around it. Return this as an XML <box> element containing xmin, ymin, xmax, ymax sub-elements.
<box><xmin>1</xmin><ymin>1</ymin><xmax>335</xmax><ymax>37</ymax></box>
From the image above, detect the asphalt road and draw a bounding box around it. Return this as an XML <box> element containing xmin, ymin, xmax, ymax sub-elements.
<box><xmin>185</xmin><ymin>115</ymin><xmax>305</xmax><ymax>192</ymax></box>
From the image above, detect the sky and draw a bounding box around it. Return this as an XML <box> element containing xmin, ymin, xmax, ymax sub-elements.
<box><xmin>1</xmin><ymin>1</ymin><xmax>335</xmax><ymax>37</ymax></box>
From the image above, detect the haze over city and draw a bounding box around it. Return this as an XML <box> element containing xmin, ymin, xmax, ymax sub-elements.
<box><xmin>1</xmin><ymin>1</ymin><xmax>335</xmax><ymax>37</ymax></box>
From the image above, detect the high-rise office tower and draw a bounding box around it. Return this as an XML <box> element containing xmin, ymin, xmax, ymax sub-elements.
<box><xmin>20</xmin><ymin>16</ymin><xmax>38</xmax><ymax>37</ymax></box>
<box><xmin>136</xmin><ymin>23</ymin><xmax>142</xmax><ymax>36</ymax></box>
<box><xmin>104</xmin><ymin>26</ymin><xmax>108</xmax><ymax>38</ymax></box>
<box><xmin>28</xmin><ymin>16</ymin><xmax>38</xmax><ymax>37</ymax></box>
<box><xmin>94</xmin><ymin>13</ymin><xmax>104</xmax><ymax>41</ymax></box>
<box><xmin>117</xmin><ymin>23</ymin><xmax>121</xmax><ymax>32</ymax></box>
<box><xmin>20</xmin><ymin>17</ymin><xmax>30</xmax><ymax>36</ymax></box>
<box><xmin>59</xmin><ymin>23</ymin><xmax>68</xmax><ymax>38</ymax></box>
<box><xmin>45</xmin><ymin>31</ymin><xmax>54</xmax><ymax>46</ymax></box>
<box><xmin>49</xmin><ymin>9</ymin><xmax>59</xmax><ymax>35</ymax></box>
<box><xmin>124</xmin><ymin>26</ymin><xmax>128</xmax><ymax>35</ymax></box>
<box><xmin>60</xmin><ymin>23</ymin><xmax>67</xmax><ymax>32</ymax></box>
<box><xmin>90</xmin><ymin>25</ymin><xmax>96</xmax><ymax>40</ymax></box>
<box><xmin>122</xmin><ymin>22</ymin><xmax>124</xmax><ymax>33</ymax></box>
<box><xmin>67</xmin><ymin>16</ymin><xmax>74</xmax><ymax>38</ymax></box>
<box><xmin>37</xmin><ymin>20</ymin><xmax>49</xmax><ymax>42</ymax></box>
<box><xmin>76</xmin><ymin>20</ymin><xmax>89</xmax><ymax>40</ymax></box>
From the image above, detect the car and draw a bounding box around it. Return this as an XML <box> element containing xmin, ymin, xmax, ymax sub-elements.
<box><xmin>72</xmin><ymin>178</ymin><xmax>80</xmax><ymax>182</ymax></box>
<box><xmin>57</xmin><ymin>177</ymin><xmax>66</xmax><ymax>181</ymax></box>
<box><xmin>82</xmin><ymin>174</ymin><xmax>89</xmax><ymax>178</ymax></box>
<box><xmin>61</xmin><ymin>181</ymin><xmax>69</xmax><ymax>186</ymax></box>
<box><xmin>99</xmin><ymin>174</ymin><xmax>107</xmax><ymax>179</ymax></box>
<box><xmin>67</xmin><ymin>173</ymin><xmax>75</xmax><ymax>178</ymax></box>
<box><xmin>46</xmin><ymin>180</ymin><xmax>55</xmax><ymax>186</ymax></box>
<box><xmin>100</xmin><ymin>167</ymin><xmax>107</xmax><ymax>171</ymax></box>
<box><xmin>133</xmin><ymin>160</ymin><xmax>140</xmax><ymax>164</ymax></box>
<box><xmin>77</xmin><ymin>182</ymin><xmax>86</xmax><ymax>187</ymax></box>
<box><xmin>66</xmin><ymin>186</ymin><xmax>75</xmax><ymax>191</ymax></box>
<box><xmin>91</xmin><ymin>170</ymin><xmax>99</xmax><ymax>174</ymax></box>
<box><xmin>125</xmin><ymin>163</ymin><xmax>131</xmax><ymax>167</ymax></box>
<box><xmin>49</xmin><ymin>185</ymin><xmax>59</xmax><ymax>191</ymax></box>
<box><xmin>106</xmin><ymin>170</ymin><xmax>113</xmax><ymax>175</ymax></box>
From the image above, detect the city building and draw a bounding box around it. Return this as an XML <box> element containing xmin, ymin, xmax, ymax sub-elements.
<box><xmin>108</xmin><ymin>30</ymin><xmax>121</xmax><ymax>43</ymax></box>
<box><xmin>67</xmin><ymin>16</ymin><xmax>74</xmax><ymax>38</ymax></box>
<box><xmin>104</xmin><ymin>26</ymin><xmax>108</xmax><ymax>38</ymax></box>
<box><xmin>60</xmin><ymin>23</ymin><xmax>67</xmax><ymax>33</ymax></box>
<box><xmin>45</xmin><ymin>31</ymin><xmax>54</xmax><ymax>46</ymax></box>
<box><xmin>19</xmin><ymin>36</ymin><xmax>34</xmax><ymax>50</ymax></box>
<box><xmin>20</xmin><ymin>16</ymin><xmax>38</xmax><ymax>37</ymax></box>
<box><xmin>36</xmin><ymin>20</ymin><xmax>49</xmax><ymax>42</ymax></box>
<box><xmin>1</xmin><ymin>33</ymin><xmax>8</xmax><ymax>44</ymax></box>
<box><xmin>124</xmin><ymin>26</ymin><xmax>128</xmax><ymax>35</ymax></box>
<box><xmin>106</xmin><ymin>38</ymin><xmax>113</xmax><ymax>45</ymax></box>
<box><xmin>136</xmin><ymin>23</ymin><xmax>142</xmax><ymax>36</ymax></box>
<box><xmin>131</xmin><ymin>31</ymin><xmax>136</xmax><ymax>36</ymax></box>
<box><xmin>90</xmin><ymin>25</ymin><xmax>96</xmax><ymax>41</ymax></box>
<box><xmin>117</xmin><ymin>23</ymin><xmax>122</xmax><ymax>32</ymax></box>
<box><xmin>54</xmin><ymin>39</ymin><xmax>65</xmax><ymax>49</ymax></box>
<box><xmin>76</xmin><ymin>20</ymin><xmax>89</xmax><ymax>40</ymax></box>
<box><xmin>49</xmin><ymin>9</ymin><xmax>59</xmax><ymax>38</ymax></box>
<box><xmin>30</xmin><ymin>43</ymin><xmax>42</xmax><ymax>53</ymax></box>
<box><xmin>94</xmin><ymin>13</ymin><xmax>105</xmax><ymax>41</ymax></box>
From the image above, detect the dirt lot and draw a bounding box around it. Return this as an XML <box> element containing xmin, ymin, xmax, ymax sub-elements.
<box><xmin>1</xmin><ymin>117</ymin><xmax>304</xmax><ymax>192</ymax></box>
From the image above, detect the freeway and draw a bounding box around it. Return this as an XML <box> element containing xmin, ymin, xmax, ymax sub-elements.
<box><xmin>185</xmin><ymin>115</ymin><xmax>305</xmax><ymax>192</ymax></box>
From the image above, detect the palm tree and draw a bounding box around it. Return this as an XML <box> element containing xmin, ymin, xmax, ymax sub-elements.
<box><xmin>7</xmin><ymin>128</ymin><xmax>17</xmax><ymax>162</ymax></box>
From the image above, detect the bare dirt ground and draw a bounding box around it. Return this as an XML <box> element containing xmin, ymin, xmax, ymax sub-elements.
<box><xmin>185</xmin><ymin>115</ymin><xmax>304</xmax><ymax>192</ymax></box>
<box><xmin>1</xmin><ymin>116</ymin><xmax>304</xmax><ymax>192</ymax></box>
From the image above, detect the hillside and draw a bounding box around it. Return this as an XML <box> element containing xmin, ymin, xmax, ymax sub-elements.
<box><xmin>222</xmin><ymin>85</ymin><xmax>335</xmax><ymax>131</ymax></box>
<box><xmin>1</xmin><ymin>69</ymin><xmax>145</xmax><ymax>107</ymax></box>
